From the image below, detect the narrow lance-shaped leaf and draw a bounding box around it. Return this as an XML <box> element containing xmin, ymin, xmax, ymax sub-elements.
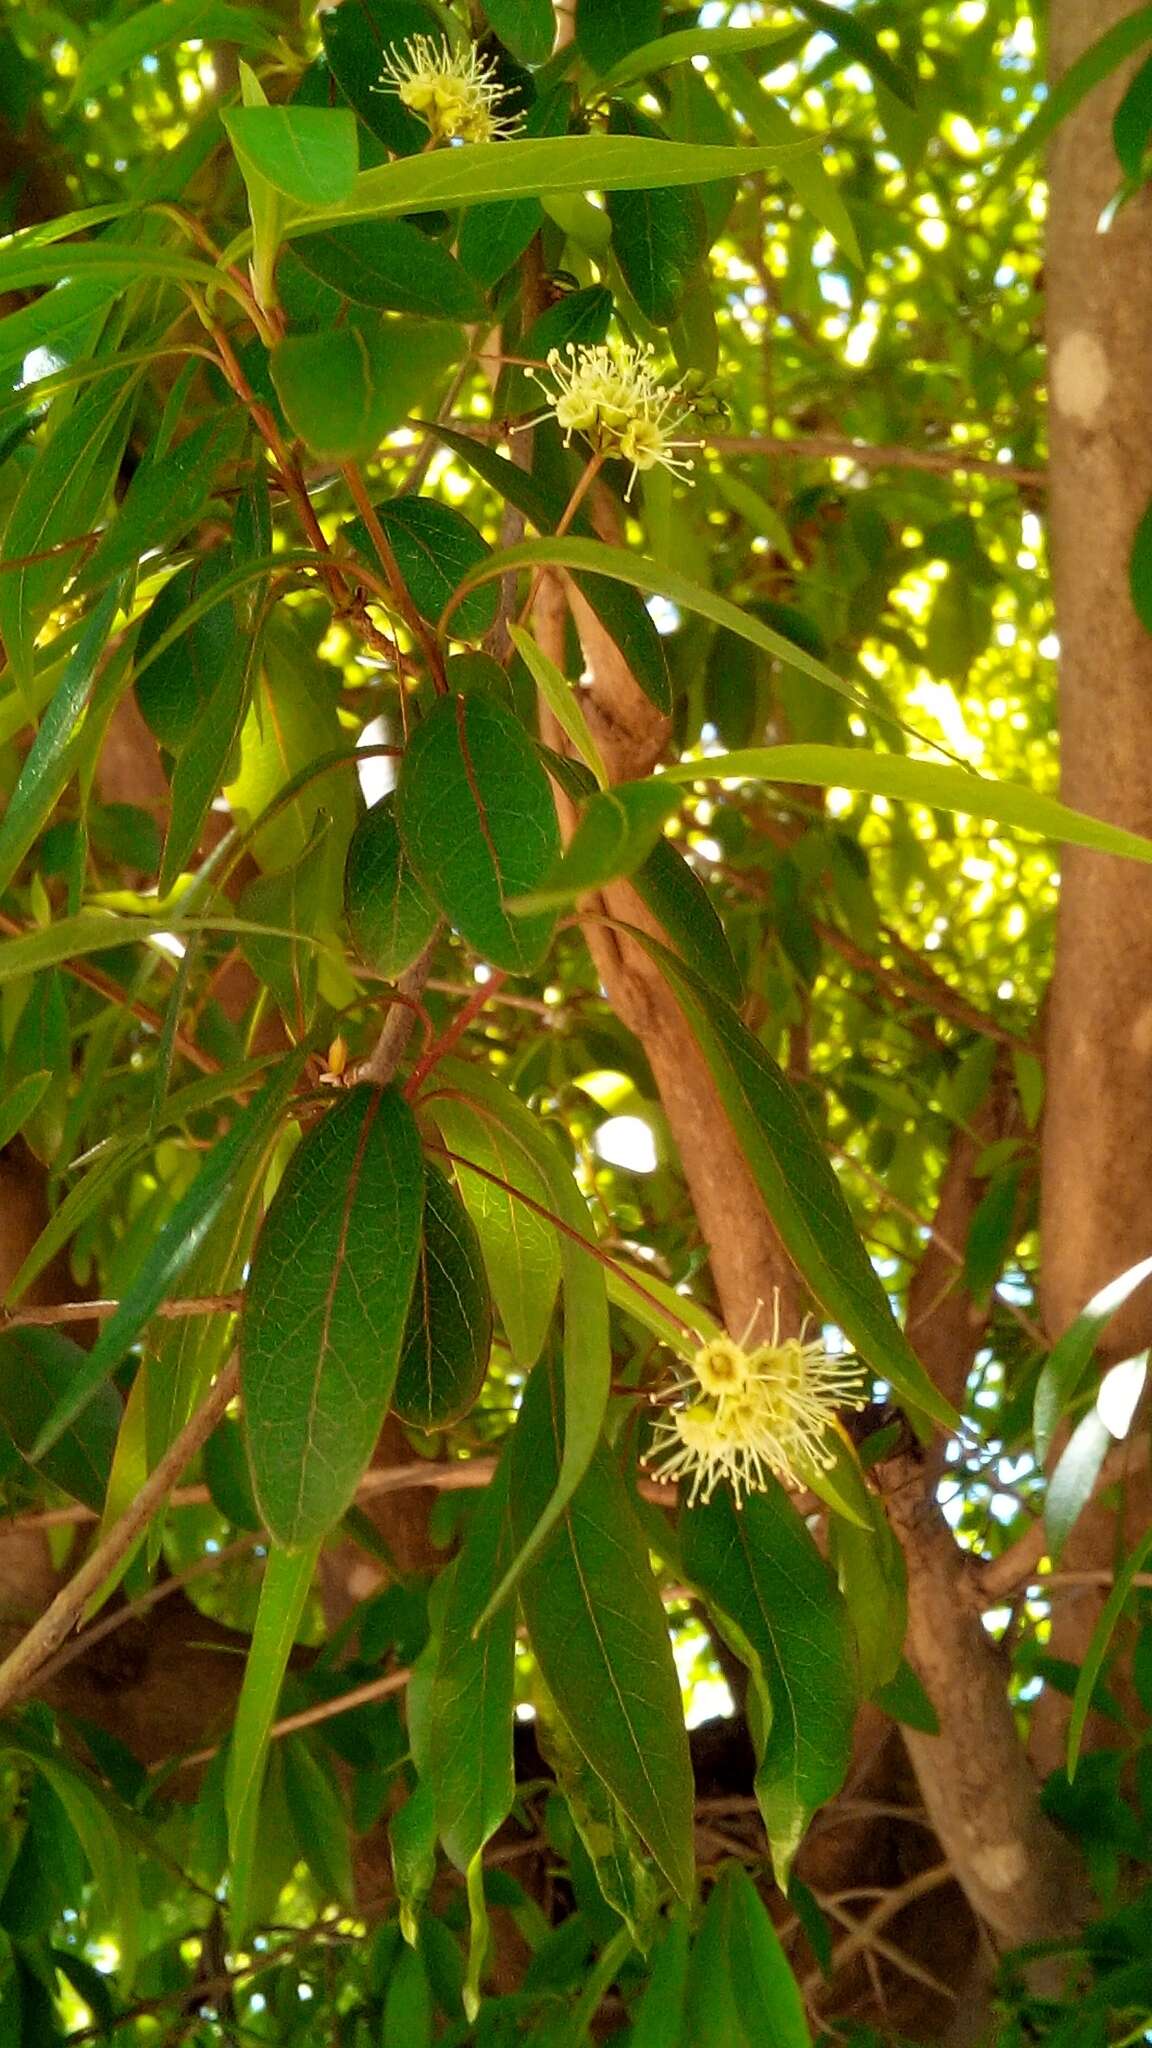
<box><xmin>285</xmin><ymin>133</ymin><xmax>819</xmax><ymax>237</ymax></box>
<box><xmin>681</xmin><ymin>1482</ymin><xmax>857</xmax><ymax>1884</ymax></box>
<box><xmin>431</xmin><ymin>1059</ymin><xmax>611</xmax><ymax>1619</ymax></box>
<box><xmin>29</xmin><ymin>1052</ymin><xmax>306</xmax><ymax>1461</ymax></box>
<box><xmin>510</xmin><ymin>1349</ymin><xmax>696</xmax><ymax>1902</ymax></box>
<box><xmin>226</xmin><ymin>1540</ymin><xmax>320</xmax><ymax>1939</ymax></box>
<box><xmin>428</xmin><ymin>1456</ymin><xmax>517</xmax><ymax>1871</ymax></box>
<box><xmin>241</xmin><ymin>1083</ymin><xmax>424</xmax><ymax>1548</ymax></box>
<box><xmin>684</xmin><ymin>1862</ymin><xmax>812</xmax><ymax>2048</ymax></box>
<box><xmin>621</xmin><ymin>931</ymin><xmax>955</xmax><ymax>1428</ymax></box>
<box><xmin>423</xmin><ymin>1089</ymin><xmax>560</xmax><ymax>1370</ymax></box>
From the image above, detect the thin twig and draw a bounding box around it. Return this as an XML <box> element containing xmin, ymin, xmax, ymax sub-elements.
<box><xmin>0</xmin><ymin>1361</ymin><xmax>239</xmax><ymax>1710</ymax></box>
<box><xmin>707</xmin><ymin>433</ymin><xmax>1044</xmax><ymax>487</ymax></box>
<box><xmin>0</xmin><ymin>1293</ymin><xmax>240</xmax><ymax>1333</ymax></box>
<box><xmin>174</xmin><ymin>1666</ymin><xmax>412</xmax><ymax>1771</ymax></box>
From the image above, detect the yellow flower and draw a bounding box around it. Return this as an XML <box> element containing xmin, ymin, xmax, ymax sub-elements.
<box><xmin>646</xmin><ymin>1296</ymin><xmax>868</xmax><ymax>1505</ymax></box>
<box><xmin>375</xmin><ymin>35</ymin><xmax>525</xmax><ymax>146</ymax></box>
<box><xmin>526</xmin><ymin>340</ymin><xmax>702</xmax><ymax>499</ymax></box>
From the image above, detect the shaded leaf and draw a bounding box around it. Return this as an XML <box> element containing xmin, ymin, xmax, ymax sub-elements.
<box><xmin>346</xmin><ymin>494</ymin><xmax>497</xmax><ymax>640</ymax></box>
<box><xmin>344</xmin><ymin>795</ymin><xmax>439</xmax><ymax>981</ymax></box>
<box><xmin>393</xmin><ymin>1160</ymin><xmax>493</xmax><ymax>1430</ymax></box>
<box><xmin>684</xmin><ymin>1863</ymin><xmax>811</xmax><ymax>2048</ymax></box>
<box><xmin>271</xmin><ymin>317</ymin><xmax>461</xmax><ymax>460</ymax></box>
<box><xmin>428</xmin><ymin>1456</ymin><xmax>517</xmax><ymax>1870</ymax></box>
<box><xmin>241</xmin><ymin>1084</ymin><xmax>424</xmax><ymax>1547</ymax></box>
<box><xmin>423</xmin><ymin>1089</ymin><xmax>560</xmax><ymax>1369</ymax></box>
<box><xmin>606</xmin><ymin>107</ymin><xmax>708</xmax><ymax>326</ymax></box>
<box><xmin>291</xmin><ymin>218</ymin><xmax>485</xmax><ymax>319</ymax></box>
<box><xmin>0</xmin><ymin>1328</ymin><xmax>119</xmax><ymax>1512</ymax></box>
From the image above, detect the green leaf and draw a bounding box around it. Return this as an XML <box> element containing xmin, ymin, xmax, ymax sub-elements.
<box><xmin>428</xmin><ymin>1457</ymin><xmax>517</xmax><ymax>1870</ymax></box>
<box><xmin>684</xmin><ymin>1863</ymin><xmax>811</xmax><ymax>2048</ymax></box>
<box><xmin>161</xmin><ymin>614</ymin><xmax>264</xmax><ymax>893</ymax></box>
<box><xmin>633</xmin><ymin>837</ymin><xmax>743</xmax><ymax>1007</ymax></box>
<box><xmin>423</xmin><ymin>426</ymin><xmax>673</xmax><ymax>713</ymax></box>
<box><xmin>0</xmin><ymin>584</ymin><xmax>122</xmax><ymax>899</ymax></box>
<box><xmin>597</xmin><ymin>24</ymin><xmax>800</xmax><ymax>96</ymax></box>
<box><xmin>1131</xmin><ymin>493</ymin><xmax>1152</xmax><ymax>635</ymax></box>
<box><xmin>1068</xmin><ymin>1525</ymin><xmax>1152</xmax><ymax>1779</ymax></box>
<box><xmin>0</xmin><ymin>240</ymin><xmax>240</xmax><ymax>300</ymax></box>
<box><xmin>576</xmin><ymin>0</ymin><xmax>660</xmax><ymax>74</ymax></box>
<box><xmin>513</xmin><ymin>781</ymin><xmax>680</xmax><ymax>910</ymax></box>
<box><xmin>344</xmin><ymin>795</ymin><xmax>439</xmax><ymax>981</ymax></box>
<box><xmin>320</xmin><ymin>0</ymin><xmax>437</xmax><ymax>157</ymax></box>
<box><xmin>830</xmin><ymin>1493</ymin><xmax>907</xmax><ymax>1696</ymax></box>
<box><xmin>281</xmin><ymin>1737</ymin><xmax>354</xmax><ymax>1907</ymax></box>
<box><xmin>225</xmin><ymin>614</ymin><xmax>358</xmax><ymax>871</ymax></box>
<box><xmin>873</xmin><ymin>1658</ymin><xmax>939</xmax><ymax>1735</ymax></box>
<box><xmin>241</xmin><ymin>1083</ymin><xmax>425</xmax><ymax>1548</ymax></box>
<box><xmin>996</xmin><ymin>7</ymin><xmax>1152</xmax><ymax>183</ymax></box>
<box><xmin>0</xmin><ymin>1724</ymin><xmax>144</xmax><ymax>1986</ymax></box>
<box><xmin>433</xmin><ymin>1059</ymin><xmax>610</xmax><ymax>1617</ymax></box>
<box><xmin>682</xmin><ymin>1483</ymin><xmax>856</xmax><ymax>1883</ymax></box>
<box><xmin>629</xmin><ymin>1912</ymin><xmax>690</xmax><ymax>2047</ymax></box>
<box><xmin>509</xmin><ymin>624</ymin><xmax>610</xmax><ymax>790</ymax></box>
<box><xmin>0</xmin><ymin>1328</ymin><xmax>119</xmax><ymax>1513</ymax></box>
<box><xmin>0</xmin><ymin>277</ymin><xmax>121</xmax><ymax>381</ymax></box>
<box><xmin>713</xmin><ymin>62</ymin><xmax>863</xmax><ymax>267</ymax></box>
<box><xmin>69</xmin><ymin>0</ymin><xmax>276</xmax><ymax>105</ymax></box>
<box><xmin>0</xmin><ymin>373</ymin><xmax>137</xmax><ymax>689</ymax></box>
<box><xmin>606</xmin><ymin>107</ymin><xmax>708</xmax><ymax>326</ymax></box>
<box><xmin>510</xmin><ymin>1350</ymin><xmax>695</xmax><ymax>1901</ymax></box>
<box><xmin>76</xmin><ymin>416</ymin><xmax>230</xmax><ymax>595</ymax></box>
<box><xmin>393</xmin><ymin>1160</ymin><xmax>493</xmax><ymax>1430</ymax></box>
<box><xmin>203</xmin><ymin>1415</ymin><xmax>260</xmax><ymax>1531</ymax></box>
<box><xmin>1046</xmin><ymin>1409</ymin><xmax>1113</xmax><ymax>1563</ymax></box>
<box><xmin>223</xmin><ymin>106</ymin><xmax>359</xmax><ymax>207</ymax></box>
<box><xmin>623</xmin><ymin>933</ymin><xmax>955</xmax><ymax>1428</ymax></box>
<box><xmin>791</xmin><ymin>0</ymin><xmax>916</xmax><ymax>105</ymax></box>
<box><xmin>345</xmin><ymin>495</ymin><xmax>498</xmax><ymax>640</ymax></box>
<box><xmin>423</xmin><ymin>1089</ymin><xmax>560</xmax><ymax>1369</ymax></box>
<box><xmin>0</xmin><ymin>1071</ymin><xmax>51</xmax><ymax>1153</ymax></box>
<box><xmin>1033</xmin><ymin>1256</ymin><xmax>1152</xmax><ymax>1462</ymax></box>
<box><xmin>237</xmin><ymin>814</ymin><xmax>339</xmax><ymax>1031</ymax></box>
<box><xmin>396</xmin><ymin>691</ymin><xmax>561</xmax><ymax>974</ymax></box>
<box><xmin>270</xmin><ymin>317</ymin><xmax>461</xmax><ymax>459</ymax></box>
<box><xmin>28</xmin><ymin>1051</ymin><xmax>305</xmax><ymax>1459</ymax></box>
<box><xmin>658</xmin><ymin>744</ymin><xmax>1152</xmax><ymax>871</ymax></box>
<box><xmin>134</xmin><ymin>552</ymin><xmax>236</xmax><ymax>752</ymax></box>
<box><xmin>290</xmin><ymin>132</ymin><xmax>817</xmax><ymax>234</ymax></box>
<box><xmin>5</xmin><ymin>969</ymin><xmax>69</xmax><ymax>1159</ymax></box>
<box><xmin>456</xmin><ymin>84</ymin><xmax>573</xmax><ymax>287</ymax></box>
<box><xmin>1114</xmin><ymin>50</ymin><xmax>1152</xmax><ymax>177</ymax></box>
<box><xmin>484</xmin><ymin>0</ymin><xmax>555</xmax><ymax>66</ymax></box>
<box><xmin>226</xmin><ymin>1541</ymin><xmax>319</xmax><ymax>1939</ymax></box>
<box><xmin>291</xmin><ymin>219</ymin><xmax>485</xmax><ymax>319</ymax></box>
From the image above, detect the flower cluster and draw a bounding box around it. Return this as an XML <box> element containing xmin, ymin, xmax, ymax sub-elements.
<box><xmin>375</xmin><ymin>35</ymin><xmax>525</xmax><ymax>146</ymax></box>
<box><xmin>646</xmin><ymin>1298</ymin><xmax>867</xmax><ymax>1508</ymax></box>
<box><xmin>527</xmin><ymin>339</ymin><xmax>703</xmax><ymax>499</ymax></box>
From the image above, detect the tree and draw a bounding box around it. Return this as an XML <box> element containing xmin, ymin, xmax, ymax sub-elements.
<box><xmin>0</xmin><ymin>0</ymin><xmax>1150</xmax><ymax>2041</ymax></box>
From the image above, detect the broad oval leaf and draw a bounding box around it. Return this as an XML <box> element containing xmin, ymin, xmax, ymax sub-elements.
<box><xmin>396</xmin><ymin>692</ymin><xmax>560</xmax><ymax>974</ymax></box>
<box><xmin>510</xmin><ymin>1350</ymin><xmax>695</xmax><ymax>1902</ymax></box>
<box><xmin>681</xmin><ymin>1481</ymin><xmax>857</xmax><ymax>1884</ymax></box>
<box><xmin>344</xmin><ymin>795</ymin><xmax>439</xmax><ymax>980</ymax></box>
<box><xmin>223</xmin><ymin>106</ymin><xmax>359</xmax><ymax>207</ymax></box>
<box><xmin>291</xmin><ymin>219</ymin><xmax>484</xmax><ymax>320</ymax></box>
<box><xmin>241</xmin><ymin>1083</ymin><xmax>425</xmax><ymax>1548</ymax></box>
<box><xmin>345</xmin><ymin>495</ymin><xmax>498</xmax><ymax>640</ymax></box>
<box><xmin>271</xmin><ymin>318</ymin><xmax>461</xmax><ymax>460</ymax></box>
<box><xmin>393</xmin><ymin>1160</ymin><xmax>493</xmax><ymax>1430</ymax></box>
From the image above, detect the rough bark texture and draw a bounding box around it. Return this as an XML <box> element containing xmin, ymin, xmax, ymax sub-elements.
<box><xmin>1041</xmin><ymin>0</ymin><xmax>1152</xmax><ymax>1356</ymax></box>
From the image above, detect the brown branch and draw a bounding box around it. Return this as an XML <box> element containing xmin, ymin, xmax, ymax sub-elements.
<box><xmin>708</xmin><ymin>434</ymin><xmax>1045</xmax><ymax>487</ymax></box>
<box><xmin>1</xmin><ymin>1293</ymin><xmax>241</xmax><ymax>1333</ymax></box>
<box><xmin>175</xmin><ymin>1665</ymin><xmax>412</xmax><ymax>1771</ymax></box>
<box><xmin>0</xmin><ymin>1360</ymin><xmax>239</xmax><ymax>1710</ymax></box>
<box><xmin>978</xmin><ymin>1431</ymin><xmax>1150</xmax><ymax>1599</ymax></box>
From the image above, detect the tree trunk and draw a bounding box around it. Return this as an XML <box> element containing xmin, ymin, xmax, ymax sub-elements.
<box><xmin>1041</xmin><ymin>0</ymin><xmax>1152</xmax><ymax>1358</ymax></box>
